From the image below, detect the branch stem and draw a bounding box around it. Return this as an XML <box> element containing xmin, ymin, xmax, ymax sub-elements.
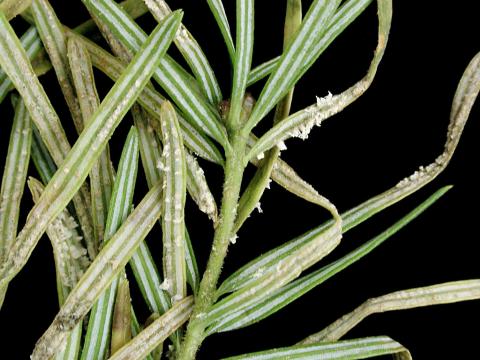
<box><xmin>178</xmin><ymin>134</ymin><xmax>247</xmax><ymax>360</ymax></box>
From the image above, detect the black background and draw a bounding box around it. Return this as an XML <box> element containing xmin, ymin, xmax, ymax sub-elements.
<box><xmin>0</xmin><ymin>1</ymin><xmax>479</xmax><ymax>359</ymax></box>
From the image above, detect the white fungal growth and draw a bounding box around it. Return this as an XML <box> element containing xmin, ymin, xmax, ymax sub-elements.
<box><xmin>395</xmin><ymin>155</ymin><xmax>445</xmax><ymax>189</ymax></box>
<box><xmin>265</xmin><ymin>178</ymin><xmax>272</xmax><ymax>190</ymax></box>
<box><xmin>28</xmin><ymin>178</ymin><xmax>89</xmax><ymax>288</ymax></box>
<box><xmin>172</xmin><ymin>294</ymin><xmax>183</xmax><ymax>303</ymax></box>
<box><xmin>185</xmin><ymin>152</ymin><xmax>217</xmax><ymax>222</ymax></box>
<box><xmin>229</xmin><ymin>235</ymin><xmax>238</xmax><ymax>245</ymax></box>
<box><xmin>48</xmin><ymin>210</ymin><xmax>90</xmax><ymax>288</ymax></box>
<box><xmin>277</xmin><ymin>141</ymin><xmax>287</xmax><ymax>151</ymax></box>
<box><xmin>253</xmin><ymin>267</ymin><xmax>265</xmax><ymax>279</ymax></box>
<box><xmin>195</xmin><ymin>312</ymin><xmax>206</xmax><ymax>319</ymax></box>
<box><xmin>255</xmin><ymin>202</ymin><xmax>263</xmax><ymax>214</ymax></box>
<box><xmin>256</xmin><ymin>152</ymin><xmax>265</xmax><ymax>160</ymax></box>
<box><xmin>317</xmin><ymin>91</ymin><xmax>333</xmax><ymax>106</ymax></box>
<box><xmin>143</xmin><ymin>0</ymin><xmax>170</xmax><ymax>18</ymax></box>
<box><xmin>162</xmin><ymin>143</ymin><xmax>171</xmax><ymax>157</ymax></box>
<box><xmin>156</xmin><ymin>159</ymin><xmax>166</xmax><ymax>171</ymax></box>
<box><xmin>159</xmin><ymin>278</ymin><xmax>171</xmax><ymax>292</ymax></box>
<box><xmin>289</xmin><ymin>92</ymin><xmax>336</xmax><ymax>140</ymax></box>
<box><xmin>177</xmin><ymin>26</ymin><xmax>190</xmax><ymax>42</ymax></box>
